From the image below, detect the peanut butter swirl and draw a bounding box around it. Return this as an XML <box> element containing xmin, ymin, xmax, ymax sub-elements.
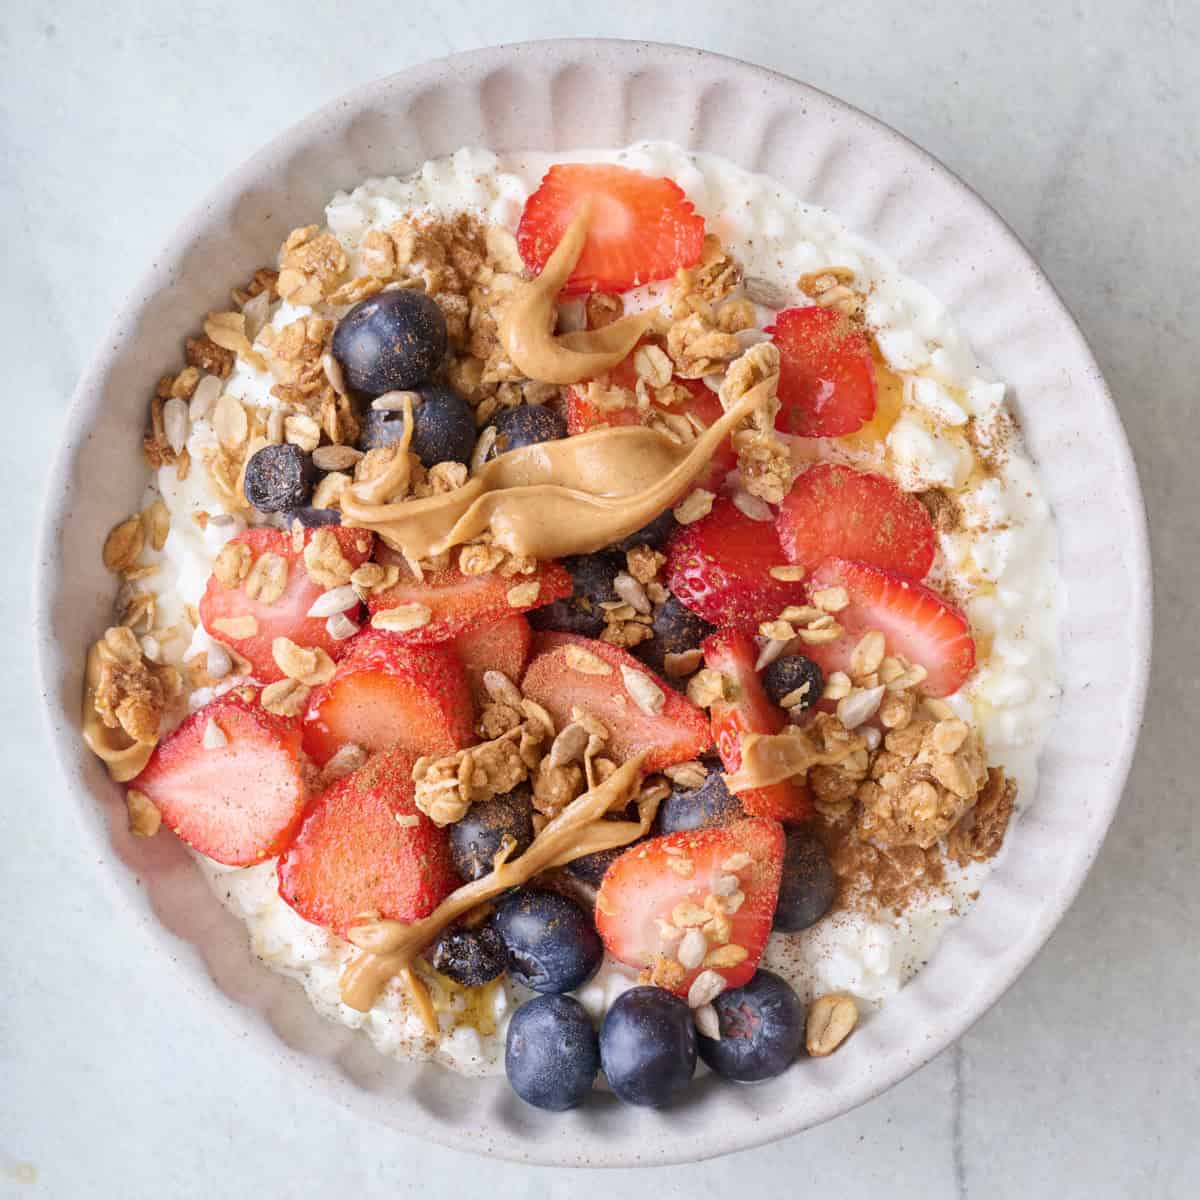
<box><xmin>339</xmin><ymin>754</ymin><xmax>651</xmax><ymax>1020</ymax></box>
<box><xmin>340</xmin><ymin>386</ymin><xmax>765</xmax><ymax>561</ymax></box>
<box><xmin>497</xmin><ymin>201</ymin><xmax>659</xmax><ymax>385</ymax></box>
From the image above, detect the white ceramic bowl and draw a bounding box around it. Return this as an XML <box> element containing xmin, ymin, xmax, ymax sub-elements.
<box><xmin>36</xmin><ymin>39</ymin><xmax>1151</xmax><ymax>1166</ymax></box>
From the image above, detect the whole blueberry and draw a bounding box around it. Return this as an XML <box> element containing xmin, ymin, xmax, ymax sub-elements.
<box><xmin>762</xmin><ymin>654</ymin><xmax>824</xmax><ymax>712</ymax></box>
<box><xmin>636</xmin><ymin>595</ymin><xmax>716</xmax><ymax>675</ymax></box>
<box><xmin>528</xmin><ymin>551</ymin><xmax>623</xmax><ymax>639</ymax></box>
<box><xmin>696</xmin><ymin>969</ymin><xmax>805</xmax><ymax>1082</ymax></box>
<box><xmin>487</xmin><ymin>404</ymin><xmax>566</xmax><ymax>457</ymax></box>
<box><xmin>505</xmin><ymin>994</ymin><xmax>600</xmax><ymax>1111</ymax></box>
<box><xmin>599</xmin><ymin>986</ymin><xmax>696</xmax><ymax>1108</ymax></box>
<box><xmin>773</xmin><ymin>827</ymin><xmax>836</xmax><ymax>932</ymax></box>
<box><xmin>449</xmin><ymin>786</ymin><xmax>535</xmax><ymax>882</ymax></box>
<box><xmin>656</xmin><ymin>762</ymin><xmax>744</xmax><ymax>834</ymax></box>
<box><xmin>243</xmin><ymin>444</ymin><xmax>317</xmax><ymax>513</ymax></box>
<box><xmin>428</xmin><ymin>923</ymin><xmax>508</xmax><ymax>988</ymax></box>
<box><xmin>612</xmin><ymin>509</ymin><xmax>678</xmax><ymax>553</ymax></box>
<box><xmin>284</xmin><ymin>505</ymin><xmax>341</xmax><ymax>528</ymax></box>
<box><xmin>564</xmin><ymin>816</ymin><xmax>645</xmax><ymax>886</ymax></box>
<box><xmin>493</xmin><ymin>888</ymin><xmax>603</xmax><ymax>994</ymax></box>
<box><xmin>332</xmin><ymin>289</ymin><xmax>447</xmax><ymax>396</ymax></box>
<box><xmin>360</xmin><ymin>385</ymin><xmax>476</xmax><ymax>467</ymax></box>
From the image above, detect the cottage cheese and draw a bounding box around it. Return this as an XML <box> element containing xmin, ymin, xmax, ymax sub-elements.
<box><xmin>139</xmin><ymin>143</ymin><xmax>1060</xmax><ymax>1075</ymax></box>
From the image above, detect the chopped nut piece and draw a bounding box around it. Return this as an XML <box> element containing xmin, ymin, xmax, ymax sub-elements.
<box><xmin>210</xmin><ymin>615</ymin><xmax>258</xmax><ymax>640</ymax></box>
<box><xmin>667</xmin><ymin>856</ymin><xmax>696</xmax><ymax>879</ymax></box>
<box><xmin>272</xmin><ymin>638</ymin><xmax>336</xmax><ymax>686</ymax></box>
<box><xmin>260</xmin><ymin>678</ymin><xmax>311</xmax><ymax>718</ymax></box>
<box><xmin>663</xmin><ymin>760</ymin><xmax>708</xmax><ymax>790</ymax></box>
<box><xmin>125</xmin><ymin>788</ymin><xmax>161</xmax><ymax>837</ymax></box>
<box><xmin>673</xmin><ymin>488</ymin><xmax>715</xmax><ymax>525</ymax></box>
<box><xmin>731</xmin><ymin>491</ymin><xmax>774</xmax><ymax>522</ymax></box>
<box><xmin>506</xmin><ymin>581</ymin><xmax>540</xmax><ymax>608</ymax></box>
<box><xmin>687</xmin><ymin>969</ymin><xmax>728</xmax><ymax>1009</ymax></box>
<box><xmin>312</xmin><ymin>444</ymin><xmax>362</xmax><ymax>471</ymax></box>
<box><xmin>212</xmin><ymin>540</ymin><xmax>252</xmax><ymax>587</ymax></box>
<box><xmin>702</xmin><ymin>943</ymin><xmax>748</xmax><ymax>969</ymax></box>
<box><xmin>671</xmin><ymin>901</ymin><xmax>711</xmax><ymax>928</ymax></box>
<box><xmin>806</xmin><ymin>993</ymin><xmax>858</xmax><ymax>1056</ymax></box>
<box><xmin>103</xmin><ymin>516</ymin><xmax>144</xmax><ymax>574</ymax></box>
<box><xmin>563</xmin><ymin>645</ymin><xmax>612</xmax><ymax>676</ymax></box>
<box><xmin>677</xmin><ymin>928</ymin><xmax>708</xmax><ymax>969</ymax></box>
<box><xmin>812</xmin><ymin>586</ymin><xmax>850</xmax><ymax>613</ymax></box>
<box><xmin>663</xmin><ymin>649</ymin><xmax>703</xmax><ymax>678</ymax></box>
<box><xmin>320</xmin><ymin>743</ymin><xmax>369</xmax><ymax>784</ymax></box>
<box><xmin>202</xmin><ymin>718</ymin><xmax>228</xmax><ymax>750</ymax></box>
<box><xmin>372</xmin><ymin>604</ymin><xmax>432</xmax><ymax>633</ymax></box>
<box><xmin>620</xmin><ymin>665</ymin><xmax>665</xmax><ymax>715</ymax></box>
<box><xmin>687</xmin><ymin>668</ymin><xmax>728</xmax><ymax>708</ymax></box>
<box><xmin>768</xmin><ymin>564</ymin><xmax>806</xmax><ymax>582</ymax></box>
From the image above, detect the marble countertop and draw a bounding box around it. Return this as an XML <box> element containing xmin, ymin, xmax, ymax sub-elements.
<box><xmin>2</xmin><ymin>1</ymin><xmax>1195</xmax><ymax>1196</ymax></box>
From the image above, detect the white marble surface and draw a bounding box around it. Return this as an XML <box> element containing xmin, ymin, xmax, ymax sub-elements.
<box><xmin>2</xmin><ymin>1</ymin><xmax>1196</xmax><ymax>1195</ymax></box>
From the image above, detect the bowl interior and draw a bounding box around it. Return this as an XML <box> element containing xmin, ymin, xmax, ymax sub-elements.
<box><xmin>35</xmin><ymin>39</ymin><xmax>1150</xmax><ymax>1166</ymax></box>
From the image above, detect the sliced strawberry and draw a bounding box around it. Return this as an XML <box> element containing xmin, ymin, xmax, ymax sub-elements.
<box><xmin>453</xmin><ymin>614</ymin><xmax>533</xmax><ymax>707</ymax></box>
<box><xmin>521</xmin><ymin>633</ymin><xmax>711</xmax><ymax>772</ymax></box>
<box><xmin>664</xmin><ymin>496</ymin><xmax>806</xmax><ymax>629</ymax></box>
<box><xmin>806</xmin><ymin>558</ymin><xmax>976</xmax><ymax>697</ymax></box>
<box><xmin>595</xmin><ymin>818</ymin><xmax>784</xmax><ymax>997</ymax></box>
<box><xmin>768</xmin><ymin>306</ymin><xmax>876</xmax><ymax>438</ymax></box>
<box><xmin>277</xmin><ymin>745</ymin><xmax>457</xmax><ymax>936</ymax></box>
<box><xmin>366</xmin><ymin>546</ymin><xmax>572</xmax><ymax>645</ymax></box>
<box><xmin>134</xmin><ymin>691</ymin><xmax>307</xmax><ymax>867</ymax></box>
<box><xmin>517</xmin><ymin>163</ymin><xmax>705</xmax><ymax>295</ymax></box>
<box><xmin>302</xmin><ymin>630</ymin><xmax>476</xmax><ymax>766</ymax></box>
<box><xmin>777</xmin><ymin>462</ymin><xmax>936</xmax><ymax>579</ymax></box>
<box><xmin>198</xmin><ymin>526</ymin><xmax>374</xmax><ymax>683</ymax></box>
<box><xmin>702</xmin><ymin>628</ymin><xmax>813</xmax><ymax>822</ymax></box>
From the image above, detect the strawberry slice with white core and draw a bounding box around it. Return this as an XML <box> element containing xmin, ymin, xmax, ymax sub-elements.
<box><xmin>199</xmin><ymin>526</ymin><xmax>373</xmax><ymax>683</ymax></box>
<box><xmin>806</xmin><ymin>557</ymin><xmax>976</xmax><ymax>697</ymax></box>
<box><xmin>521</xmin><ymin>633</ymin><xmax>711</xmax><ymax>772</ymax></box>
<box><xmin>595</xmin><ymin>817</ymin><xmax>785</xmax><ymax>999</ymax></box>
<box><xmin>134</xmin><ymin>691</ymin><xmax>308</xmax><ymax>867</ymax></box>
<box><xmin>517</xmin><ymin>163</ymin><xmax>706</xmax><ymax>295</ymax></box>
<box><xmin>702</xmin><ymin>628</ymin><xmax>813</xmax><ymax>823</ymax></box>
<box><xmin>302</xmin><ymin>630</ymin><xmax>476</xmax><ymax>766</ymax></box>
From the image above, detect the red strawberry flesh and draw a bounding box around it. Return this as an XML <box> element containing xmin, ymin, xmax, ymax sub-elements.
<box><xmin>521</xmin><ymin>633</ymin><xmax>711</xmax><ymax>772</ymax></box>
<box><xmin>806</xmin><ymin>557</ymin><xmax>976</xmax><ymax>697</ymax></box>
<box><xmin>277</xmin><ymin>745</ymin><xmax>458</xmax><ymax>936</ymax></box>
<box><xmin>702</xmin><ymin>628</ymin><xmax>813</xmax><ymax>822</ymax></box>
<box><xmin>198</xmin><ymin>526</ymin><xmax>373</xmax><ymax>683</ymax></box>
<box><xmin>768</xmin><ymin>306</ymin><xmax>876</xmax><ymax>438</ymax></box>
<box><xmin>453</xmin><ymin>614</ymin><xmax>533</xmax><ymax>708</ymax></box>
<box><xmin>777</xmin><ymin>462</ymin><xmax>936</xmax><ymax>579</ymax></box>
<box><xmin>302</xmin><ymin>630</ymin><xmax>476</xmax><ymax>765</ymax></box>
<box><xmin>665</xmin><ymin>496</ymin><xmax>806</xmax><ymax>629</ymax></box>
<box><xmin>517</xmin><ymin>163</ymin><xmax>706</xmax><ymax>296</ymax></box>
<box><xmin>134</xmin><ymin>691</ymin><xmax>307</xmax><ymax>867</ymax></box>
<box><xmin>594</xmin><ymin>817</ymin><xmax>785</xmax><ymax>997</ymax></box>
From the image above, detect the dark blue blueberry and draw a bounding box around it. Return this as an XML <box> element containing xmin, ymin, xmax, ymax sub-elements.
<box><xmin>762</xmin><ymin>654</ymin><xmax>824</xmax><ymax>712</ymax></box>
<box><xmin>493</xmin><ymin>888</ymin><xmax>603</xmax><ymax>994</ymax></box>
<box><xmin>505</xmin><ymin>994</ymin><xmax>599</xmax><ymax>1111</ymax></box>
<box><xmin>612</xmin><ymin>509</ymin><xmax>678</xmax><ymax>553</ymax></box>
<box><xmin>696</xmin><ymin>969</ymin><xmax>805</xmax><ymax>1082</ymax></box>
<box><xmin>564</xmin><ymin>815</ymin><xmax>645</xmax><ymax>886</ymax></box>
<box><xmin>656</xmin><ymin>762</ymin><xmax>744</xmax><ymax>834</ymax></box>
<box><xmin>449</xmin><ymin>786</ymin><xmax>535</xmax><ymax>882</ymax></box>
<box><xmin>599</xmin><ymin>986</ymin><xmax>696</xmax><ymax>1107</ymax></box>
<box><xmin>332</xmin><ymin>289</ymin><xmax>447</xmax><ymax>395</ymax></box>
<box><xmin>284</xmin><ymin>506</ymin><xmax>341</xmax><ymax>527</ymax></box>
<box><xmin>527</xmin><ymin>551</ymin><xmax>623</xmax><ymax>638</ymax></box>
<box><xmin>360</xmin><ymin>384</ymin><xmax>476</xmax><ymax>467</ymax></box>
<box><xmin>428</xmin><ymin>922</ymin><xmax>508</xmax><ymax>988</ymax></box>
<box><xmin>487</xmin><ymin>404</ymin><xmax>566</xmax><ymax>457</ymax></box>
<box><xmin>243</xmin><ymin>444</ymin><xmax>317</xmax><ymax>513</ymax></box>
<box><xmin>636</xmin><ymin>595</ymin><xmax>715</xmax><ymax>675</ymax></box>
<box><xmin>773</xmin><ymin>827</ymin><xmax>836</xmax><ymax>932</ymax></box>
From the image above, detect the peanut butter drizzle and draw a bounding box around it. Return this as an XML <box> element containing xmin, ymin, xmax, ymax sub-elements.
<box><xmin>339</xmin><ymin>754</ymin><xmax>651</xmax><ymax>1020</ymax></box>
<box><xmin>340</xmin><ymin>386</ymin><xmax>766</xmax><ymax>561</ymax></box>
<box><xmin>722</xmin><ymin>726</ymin><xmax>863</xmax><ymax>795</ymax></box>
<box><xmin>498</xmin><ymin>201</ymin><xmax>659</xmax><ymax>385</ymax></box>
<box><xmin>80</xmin><ymin>641</ymin><xmax>155</xmax><ymax>782</ymax></box>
